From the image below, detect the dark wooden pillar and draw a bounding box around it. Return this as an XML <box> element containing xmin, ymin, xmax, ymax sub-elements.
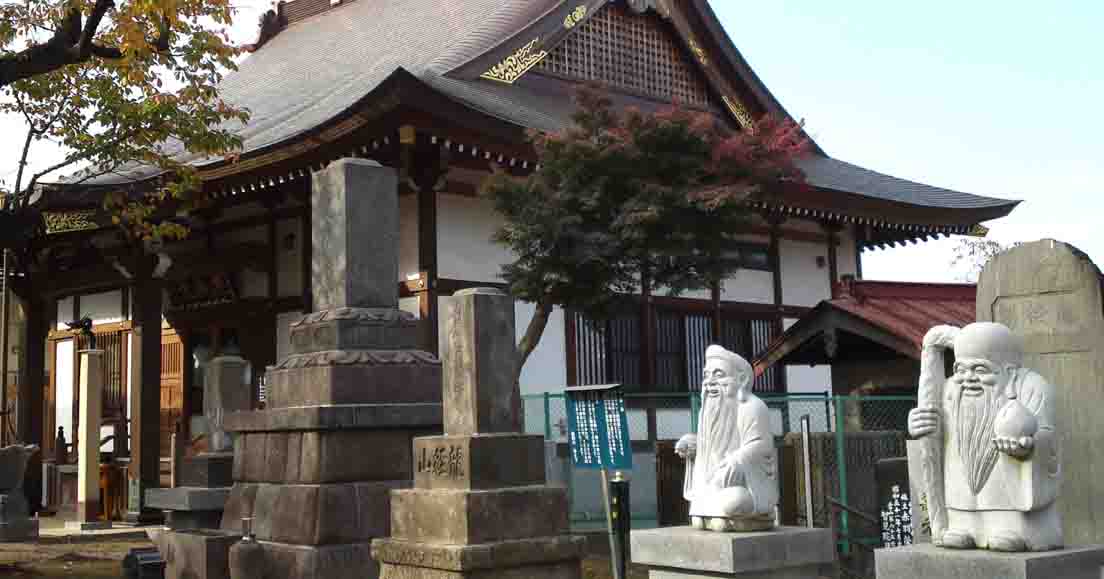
<box><xmin>853</xmin><ymin>225</ymin><xmax>864</xmax><ymax>280</ymax></box>
<box><xmin>824</xmin><ymin>223</ymin><xmax>840</xmax><ymax>296</ymax></box>
<box><xmin>126</xmin><ymin>262</ymin><xmax>163</xmax><ymax>523</ymax></box>
<box><xmin>640</xmin><ymin>276</ymin><xmax>655</xmax><ymax>389</ymax></box>
<box><xmin>767</xmin><ymin>214</ymin><xmax>785</xmax><ymax>307</ymax></box>
<box><xmin>710</xmin><ymin>282</ymin><xmax>722</xmax><ymax>342</ymax></box>
<box><xmin>19</xmin><ymin>290</ymin><xmax>47</xmax><ymax>514</ymax></box>
<box><xmin>405</xmin><ymin>128</ymin><xmax>447</xmax><ymax>355</ymax></box>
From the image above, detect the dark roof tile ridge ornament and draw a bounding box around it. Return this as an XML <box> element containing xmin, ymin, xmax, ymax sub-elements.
<box><xmin>245</xmin><ymin>4</ymin><xmax>288</xmax><ymax>53</ymax></box>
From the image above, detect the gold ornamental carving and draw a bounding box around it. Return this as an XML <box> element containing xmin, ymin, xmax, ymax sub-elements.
<box><xmin>722</xmin><ymin>96</ymin><xmax>754</xmax><ymax>128</ymax></box>
<box><xmin>564</xmin><ymin>4</ymin><xmax>587</xmax><ymax>29</ymax></box>
<box><xmin>44</xmin><ymin>210</ymin><xmax>99</xmax><ymax>234</ymax></box>
<box><xmin>687</xmin><ymin>36</ymin><xmax>708</xmax><ymax>66</ymax></box>
<box><xmin>480</xmin><ymin>37</ymin><xmax>549</xmax><ymax>84</ymax></box>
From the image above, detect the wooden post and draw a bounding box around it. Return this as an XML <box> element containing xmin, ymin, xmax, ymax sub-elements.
<box><xmin>824</xmin><ymin>222</ymin><xmax>840</xmax><ymax>294</ymax></box>
<box><xmin>125</xmin><ymin>267</ymin><xmax>163</xmax><ymax>524</ymax></box>
<box><xmin>70</xmin><ymin>349</ymin><xmax>108</xmax><ymax>529</ymax></box>
<box><xmin>19</xmin><ymin>293</ymin><xmax>47</xmax><ymax>516</ymax></box>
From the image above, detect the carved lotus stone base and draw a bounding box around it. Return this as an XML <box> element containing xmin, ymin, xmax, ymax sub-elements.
<box><xmin>288</xmin><ymin>308</ymin><xmax>420</xmax><ymax>355</ymax></box>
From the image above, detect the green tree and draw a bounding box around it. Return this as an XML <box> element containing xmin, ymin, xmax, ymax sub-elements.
<box><xmin>482</xmin><ymin>88</ymin><xmax>810</xmax><ymax>382</ymax></box>
<box><xmin>951</xmin><ymin>237</ymin><xmax>1017</xmax><ymax>282</ymax></box>
<box><xmin>0</xmin><ymin>0</ymin><xmax>251</xmax><ymax>244</ymax></box>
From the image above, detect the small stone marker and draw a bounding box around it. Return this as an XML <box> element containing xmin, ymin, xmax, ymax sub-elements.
<box><xmin>372</xmin><ymin>288</ymin><xmax>584</xmax><ymax>578</ymax></box>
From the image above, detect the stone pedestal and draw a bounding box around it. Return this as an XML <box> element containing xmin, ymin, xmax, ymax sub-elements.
<box><xmin>70</xmin><ymin>350</ymin><xmax>110</xmax><ymax>530</ymax></box>
<box><xmin>220</xmin><ymin>159</ymin><xmax>443</xmax><ymax>579</ymax></box>
<box><xmin>372</xmin><ymin>288</ymin><xmax>584</xmax><ymax>579</ymax></box>
<box><xmin>157</xmin><ymin>528</ymin><xmax>241</xmax><ymax>579</ymax></box>
<box><xmin>205</xmin><ymin>356</ymin><xmax>251</xmax><ymax>453</ymax></box>
<box><xmin>876</xmin><ymin>543</ymin><xmax>1104</xmax><ymax>579</ymax></box>
<box><xmin>630</xmin><ymin>526</ymin><xmax>837</xmax><ymax>579</ymax></box>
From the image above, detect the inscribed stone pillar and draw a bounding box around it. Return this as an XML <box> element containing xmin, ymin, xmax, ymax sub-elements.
<box><xmin>216</xmin><ymin>158</ymin><xmax>442</xmax><ymax>579</ymax></box>
<box><xmin>976</xmin><ymin>239</ymin><xmax>1104</xmax><ymax>547</ymax></box>
<box><xmin>73</xmin><ymin>350</ymin><xmax>110</xmax><ymax>529</ymax></box>
<box><xmin>440</xmin><ymin>288</ymin><xmax>522</xmax><ymax>435</ymax></box>
<box><xmin>205</xmin><ymin>355</ymin><xmax>250</xmax><ymax>453</ymax></box>
<box><xmin>372</xmin><ymin>288</ymin><xmax>584</xmax><ymax>579</ymax></box>
<box><xmin>311</xmin><ymin>158</ymin><xmax>398</xmax><ymax>310</ymax></box>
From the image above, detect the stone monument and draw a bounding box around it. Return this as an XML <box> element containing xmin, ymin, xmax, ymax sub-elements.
<box><xmin>978</xmin><ymin>240</ymin><xmax>1104</xmax><ymax>547</ymax></box>
<box><xmin>371</xmin><ymin>287</ymin><xmax>585</xmax><ymax>579</ymax></box>
<box><xmin>214</xmin><ymin>159</ymin><xmax>443</xmax><ymax>579</ymax></box>
<box><xmin>632</xmin><ymin>345</ymin><xmax>836</xmax><ymax>578</ymax></box>
<box><xmin>0</xmin><ymin>443</ymin><xmax>39</xmax><ymax>541</ymax></box>
<box><xmin>147</xmin><ymin>354</ymin><xmax>249</xmax><ymax>530</ymax></box>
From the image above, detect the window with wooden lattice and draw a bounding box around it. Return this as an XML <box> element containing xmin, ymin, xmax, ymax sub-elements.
<box><xmin>534</xmin><ymin>3</ymin><xmax>716</xmax><ymax>109</ymax></box>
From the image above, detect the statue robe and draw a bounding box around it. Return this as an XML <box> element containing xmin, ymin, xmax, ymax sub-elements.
<box><xmin>684</xmin><ymin>394</ymin><xmax>777</xmax><ymax>518</ymax></box>
<box><xmin>943</xmin><ymin>369</ymin><xmax>1060</xmax><ymax>512</ymax></box>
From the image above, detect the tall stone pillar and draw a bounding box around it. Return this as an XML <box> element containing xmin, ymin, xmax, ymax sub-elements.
<box><xmin>68</xmin><ymin>349</ymin><xmax>110</xmax><ymax>530</ymax></box>
<box><xmin>371</xmin><ymin>288</ymin><xmax>584</xmax><ymax>579</ymax></box>
<box><xmin>219</xmin><ymin>159</ymin><xmax>443</xmax><ymax>579</ymax></box>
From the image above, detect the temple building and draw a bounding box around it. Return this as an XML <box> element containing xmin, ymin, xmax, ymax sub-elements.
<box><xmin>12</xmin><ymin>0</ymin><xmax>1016</xmax><ymax>520</ymax></box>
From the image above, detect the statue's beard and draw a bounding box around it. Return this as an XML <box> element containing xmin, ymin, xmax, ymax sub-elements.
<box><xmin>698</xmin><ymin>389</ymin><xmax>739</xmax><ymax>474</ymax></box>
<box><xmin>955</xmin><ymin>384</ymin><xmax>1002</xmax><ymax>495</ymax></box>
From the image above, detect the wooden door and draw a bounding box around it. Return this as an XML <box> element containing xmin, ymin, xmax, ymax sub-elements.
<box><xmin>159</xmin><ymin>330</ymin><xmax>184</xmax><ymax>457</ymax></box>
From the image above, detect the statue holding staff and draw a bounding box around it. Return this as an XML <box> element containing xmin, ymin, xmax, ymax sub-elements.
<box><xmin>909</xmin><ymin>322</ymin><xmax>1062</xmax><ymax>552</ymax></box>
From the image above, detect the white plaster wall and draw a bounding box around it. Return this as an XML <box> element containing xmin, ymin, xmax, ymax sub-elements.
<box><xmin>516</xmin><ymin>303</ymin><xmax>567</xmax><ymax>395</ymax></box>
<box><xmin>276</xmin><ymin>218</ymin><xmax>302</xmax><ymax>298</ymax></box>
<box><xmin>780</xmin><ymin>239</ymin><xmax>831</xmax><ymax>307</ymax></box>
<box><xmin>55</xmin><ymin>340</ymin><xmax>74</xmax><ymax>444</ymax></box>
<box><xmin>81</xmin><ymin>290</ymin><xmax>124</xmax><ymax>324</ymax></box>
<box><xmin>720</xmin><ymin>269</ymin><xmax>774</xmax><ymax>303</ymax></box>
<box><xmin>436</xmin><ymin>194</ymin><xmax>511</xmax><ymax>284</ymax></box>
<box><xmin>399</xmin><ymin>194</ymin><xmax>419</xmax><ymax>281</ymax></box>
<box><xmin>782</xmin><ymin>317</ymin><xmax>832</xmax><ymax>394</ymax></box>
<box><xmin>837</xmin><ymin>227</ymin><xmax>859</xmax><ymax>278</ymax></box>
<box><xmin>55</xmin><ymin>296</ymin><xmax>75</xmax><ymax>330</ymax></box>
<box><xmin>398</xmin><ymin>297</ymin><xmax>420</xmax><ymax>319</ymax></box>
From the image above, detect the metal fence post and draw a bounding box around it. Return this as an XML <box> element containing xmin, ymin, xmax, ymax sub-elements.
<box><xmin>824</xmin><ymin>391</ymin><xmax>832</xmax><ymax>432</ymax></box>
<box><xmin>689</xmin><ymin>391</ymin><xmax>700</xmax><ymax>434</ymax></box>
<box><xmin>544</xmin><ymin>392</ymin><xmax>552</xmax><ymax>440</ymax></box>
<box><xmin>834</xmin><ymin>396</ymin><xmax>849</xmax><ymax>553</ymax></box>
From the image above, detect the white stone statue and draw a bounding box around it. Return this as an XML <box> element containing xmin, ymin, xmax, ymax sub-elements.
<box><xmin>909</xmin><ymin>322</ymin><xmax>1061</xmax><ymax>552</ymax></box>
<box><xmin>675</xmin><ymin>345</ymin><xmax>778</xmax><ymax>532</ymax></box>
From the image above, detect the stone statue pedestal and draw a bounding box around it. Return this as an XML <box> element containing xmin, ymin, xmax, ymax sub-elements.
<box><xmin>371</xmin><ymin>289</ymin><xmax>584</xmax><ymax>579</ymax></box>
<box><xmin>0</xmin><ymin>444</ymin><xmax>40</xmax><ymax>542</ymax></box>
<box><xmin>631</xmin><ymin>526</ymin><xmax>837</xmax><ymax>578</ymax></box>
<box><xmin>876</xmin><ymin>543</ymin><xmax>1104</xmax><ymax>579</ymax></box>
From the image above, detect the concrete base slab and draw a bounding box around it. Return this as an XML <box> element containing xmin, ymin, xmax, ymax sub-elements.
<box><xmin>875</xmin><ymin>543</ymin><xmax>1104</xmax><ymax>579</ymax></box>
<box><xmin>630</xmin><ymin>526</ymin><xmax>836</xmax><ymax>578</ymax></box>
<box><xmin>0</xmin><ymin>518</ymin><xmax>39</xmax><ymax>541</ymax></box>
<box><xmin>372</xmin><ymin>535</ymin><xmax>585</xmax><ymax>579</ymax></box>
<box><xmin>64</xmin><ymin>520</ymin><xmax>113</xmax><ymax>531</ymax></box>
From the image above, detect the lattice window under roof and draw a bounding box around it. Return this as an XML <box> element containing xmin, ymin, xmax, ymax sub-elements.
<box><xmin>535</xmin><ymin>3</ymin><xmax>715</xmax><ymax>108</ymax></box>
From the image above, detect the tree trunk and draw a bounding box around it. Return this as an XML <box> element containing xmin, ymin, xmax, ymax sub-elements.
<box><xmin>515</xmin><ymin>299</ymin><xmax>554</xmax><ymax>386</ymax></box>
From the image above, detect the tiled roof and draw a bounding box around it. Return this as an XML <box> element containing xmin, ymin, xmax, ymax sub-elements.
<box><xmin>753</xmin><ymin>278</ymin><xmax>976</xmax><ymax>373</ymax></box>
<box><xmin>52</xmin><ymin>0</ymin><xmax>1020</xmax><ymax>218</ymax></box>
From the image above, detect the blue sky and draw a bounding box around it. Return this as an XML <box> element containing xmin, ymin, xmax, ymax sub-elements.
<box><xmin>711</xmin><ymin>1</ymin><xmax>1104</xmax><ymax>281</ymax></box>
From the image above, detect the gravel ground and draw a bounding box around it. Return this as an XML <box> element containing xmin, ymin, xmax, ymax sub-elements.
<box><xmin>0</xmin><ymin>535</ymin><xmax>152</xmax><ymax>578</ymax></box>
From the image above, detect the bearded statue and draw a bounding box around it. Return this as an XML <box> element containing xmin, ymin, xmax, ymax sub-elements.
<box><xmin>675</xmin><ymin>345</ymin><xmax>777</xmax><ymax>532</ymax></box>
<box><xmin>909</xmin><ymin>322</ymin><xmax>1061</xmax><ymax>552</ymax></box>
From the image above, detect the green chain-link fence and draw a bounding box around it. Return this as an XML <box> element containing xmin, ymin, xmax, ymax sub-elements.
<box><xmin>523</xmin><ymin>390</ymin><xmax>917</xmax><ymax>566</ymax></box>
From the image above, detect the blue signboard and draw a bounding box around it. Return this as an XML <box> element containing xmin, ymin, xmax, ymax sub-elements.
<box><xmin>565</xmin><ymin>384</ymin><xmax>632</xmax><ymax>470</ymax></box>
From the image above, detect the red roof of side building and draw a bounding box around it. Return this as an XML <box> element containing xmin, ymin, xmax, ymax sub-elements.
<box><xmin>753</xmin><ymin>277</ymin><xmax>976</xmax><ymax>376</ymax></box>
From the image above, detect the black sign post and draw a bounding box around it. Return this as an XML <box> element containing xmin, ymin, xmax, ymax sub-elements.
<box><xmin>565</xmin><ymin>384</ymin><xmax>632</xmax><ymax>579</ymax></box>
